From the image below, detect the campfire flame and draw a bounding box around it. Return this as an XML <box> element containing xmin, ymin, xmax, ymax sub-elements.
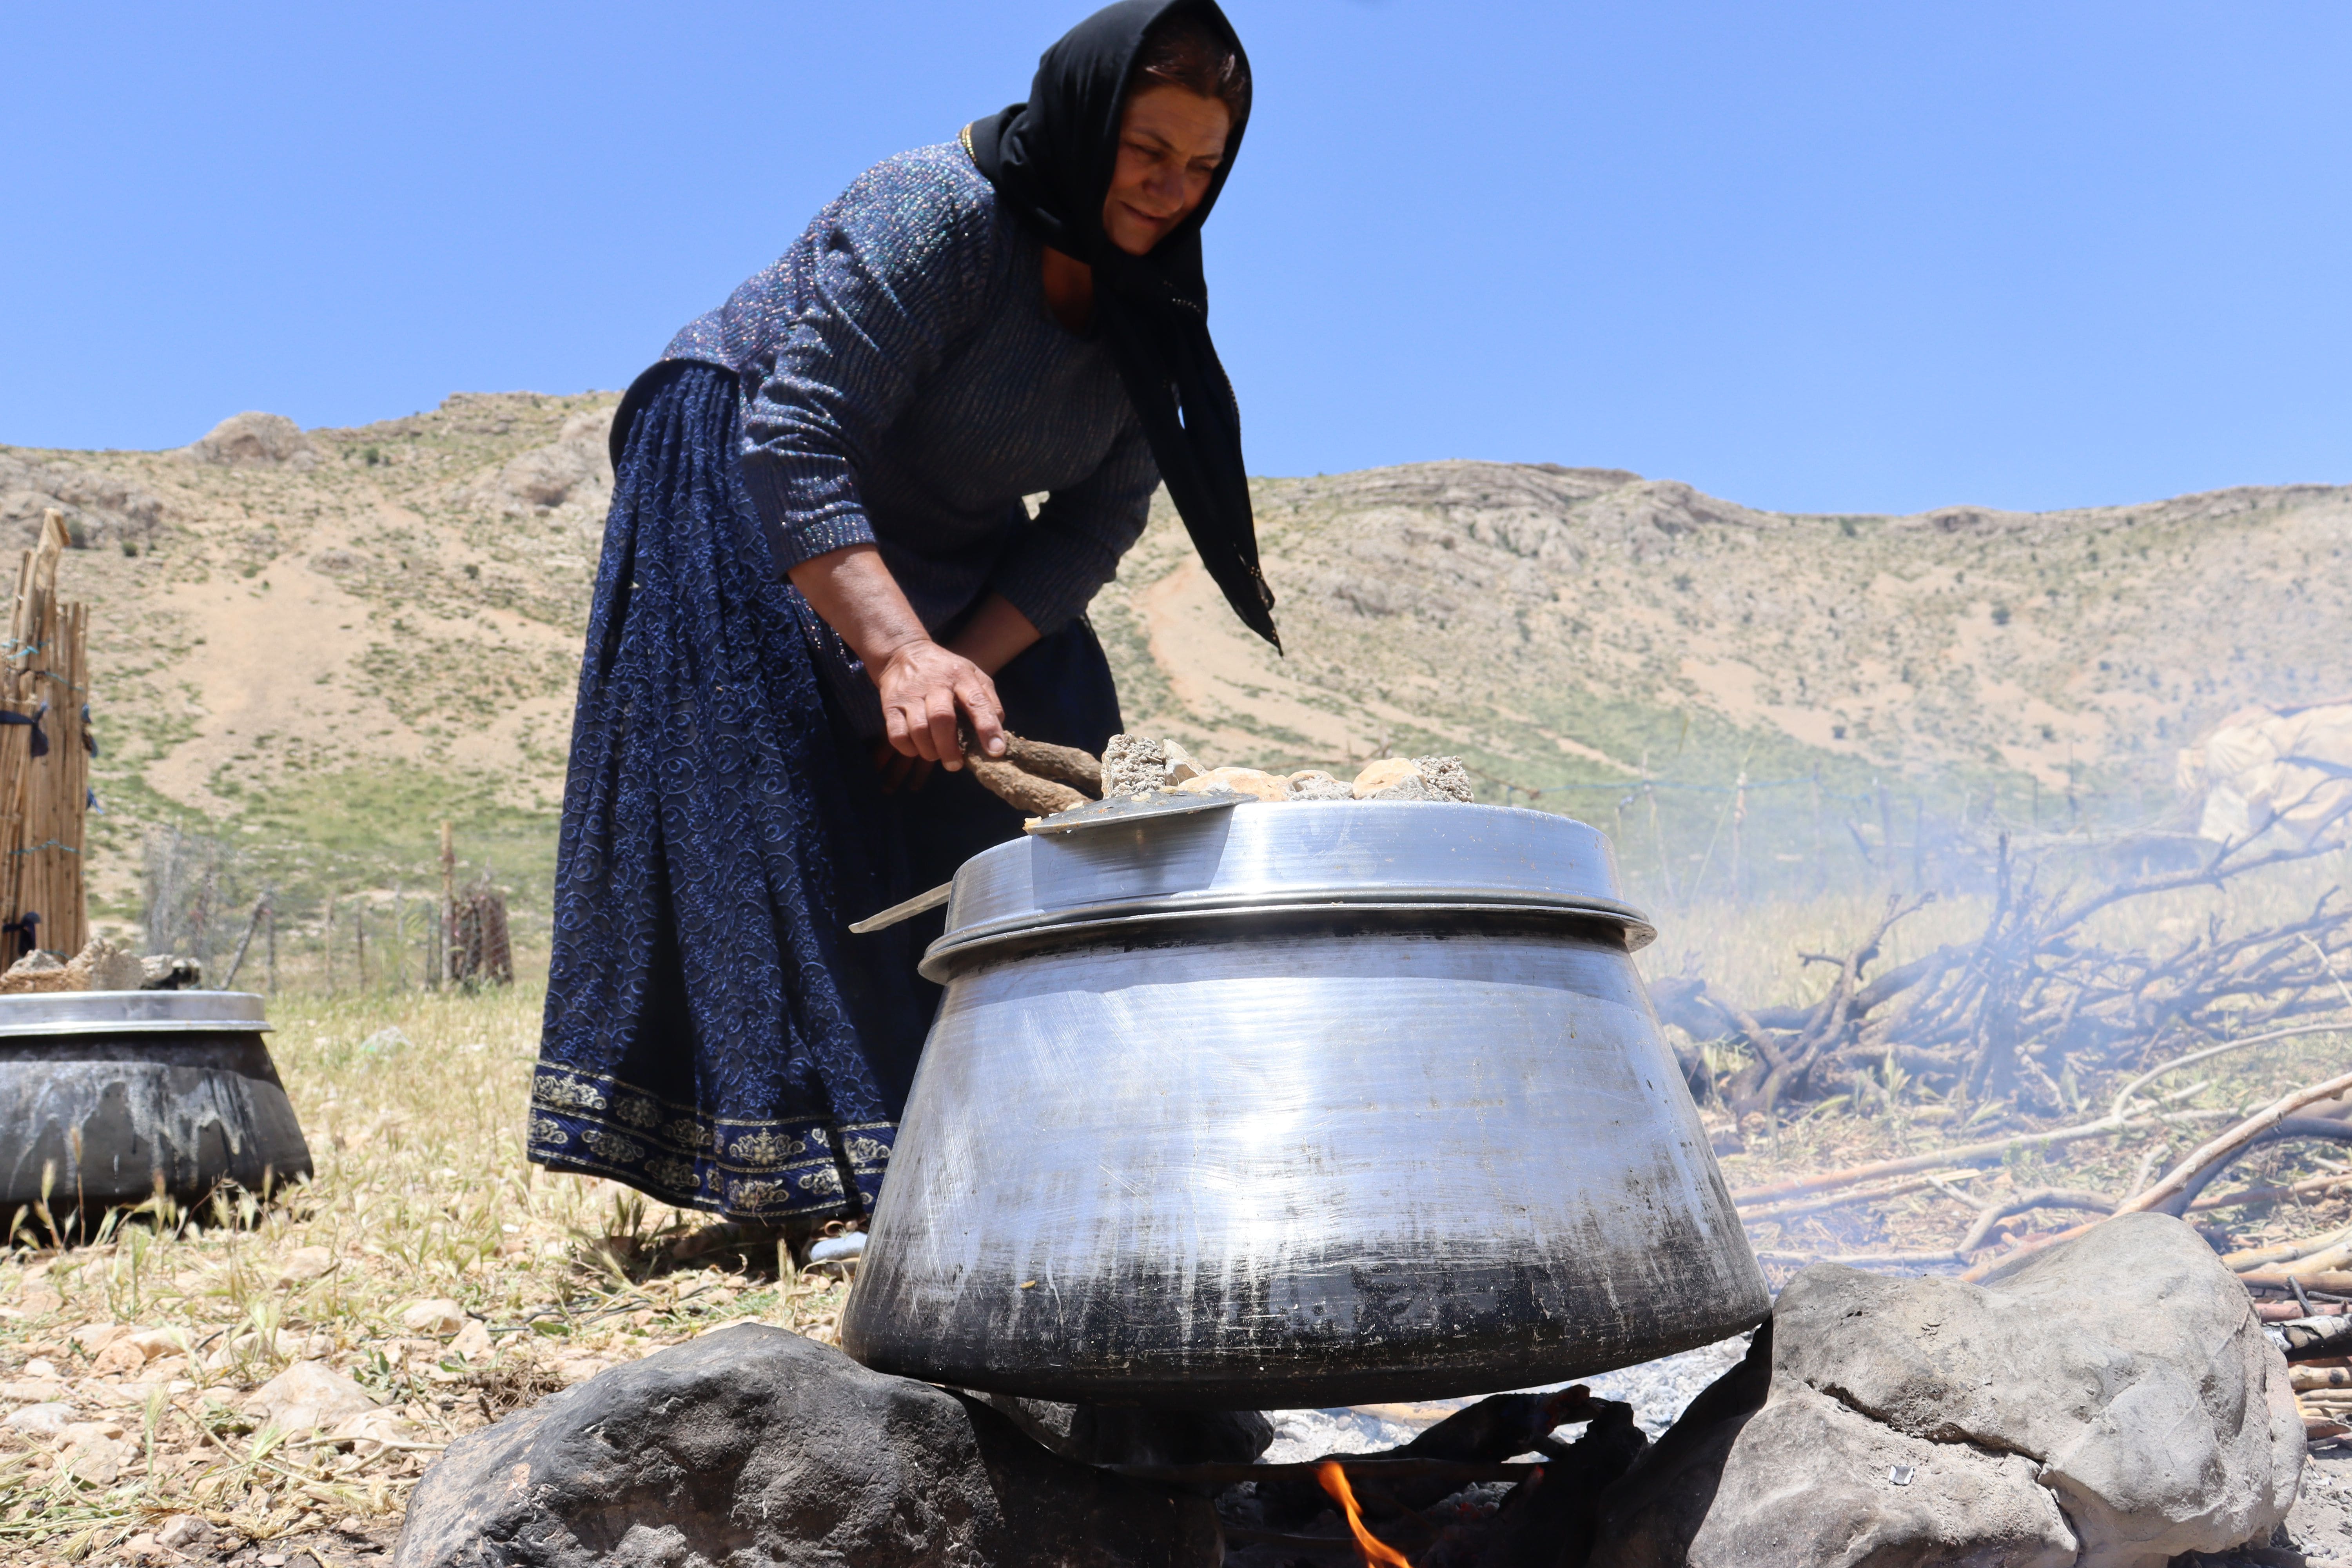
<box><xmin>1315</xmin><ymin>1460</ymin><xmax>1413</xmax><ymax>1568</ymax></box>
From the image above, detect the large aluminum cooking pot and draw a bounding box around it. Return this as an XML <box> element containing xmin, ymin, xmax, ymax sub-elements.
<box><xmin>840</xmin><ymin>801</ymin><xmax>1768</xmax><ymax>1408</ymax></box>
<box><xmin>0</xmin><ymin>990</ymin><xmax>311</xmax><ymax>1223</ymax></box>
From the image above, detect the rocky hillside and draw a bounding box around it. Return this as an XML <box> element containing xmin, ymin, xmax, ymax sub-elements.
<box><xmin>1099</xmin><ymin>465</ymin><xmax>2352</xmax><ymax>858</ymax></box>
<box><xmin>5</xmin><ymin>393</ymin><xmax>2343</xmax><ymax>944</ymax></box>
<box><xmin>2</xmin><ymin>395</ymin><xmax>615</xmax><ymax>946</ymax></box>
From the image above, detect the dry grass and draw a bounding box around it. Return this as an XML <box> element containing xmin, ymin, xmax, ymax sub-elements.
<box><xmin>0</xmin><ymin>979</ymin><xmax>848</xmax><ymax>1566</ymax></box>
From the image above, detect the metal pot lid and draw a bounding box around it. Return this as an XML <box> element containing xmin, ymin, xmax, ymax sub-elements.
<box><xmin>929</xmin><ymin>801</ymin><xmax>1650</xmax><ymax>971</ymax></box>
<box><xmin>0</xmin><ymin>990</ymin><xmax>270</xmax><ymax>1039</ymax></box>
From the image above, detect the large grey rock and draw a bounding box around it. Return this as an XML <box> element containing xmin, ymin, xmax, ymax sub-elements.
<box><xmin>453</xmin><ymin>408</ymin><xmax>612</xmax><ymax>521</ymax></box>
<box><xmin>0</xmin><ymin>452</ymin><xmax>163</xmax><ymax>548</ymax></box>
<box><xmin>393</xmin><ymin>1323</ymin><xmax>1219</xmax><ymax>1568</ymax></box>
<box><xmin>1591</xmin><ymin>1214</ymin><xmax>2302</xmax><ymax>1568</ymax></box>
<box><xmin>187</xmin><ymin>411</ymin><xmax>317</xmax><ymax>470</ymax></box>
<box><xmin>1595</xmin><ymin>1330</ymin><xmax>2077</xmax><ymax>1567</ymax></box>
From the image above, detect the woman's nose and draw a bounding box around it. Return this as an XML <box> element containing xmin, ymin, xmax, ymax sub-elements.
<box><xmin>1144</xmin><ymin>165</ymin><xmax>1187</xmax><ymax>215</ymax></box>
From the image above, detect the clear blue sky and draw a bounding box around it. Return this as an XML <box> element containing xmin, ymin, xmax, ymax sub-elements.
<box><xmin>4</xmin><ymin>3</ymin><xmax>2346</xmax><ymax>515</ymax></box>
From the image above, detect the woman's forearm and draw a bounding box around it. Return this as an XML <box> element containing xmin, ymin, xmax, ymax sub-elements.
<box><xmin>787</xmin><ymin>543</ymin><xmax>1006</xmax><ymax>764</ymax></box>
<box><xmin>786</xmin><ymin>544</ymin><xmax>929</xmax><ymax>668</ymax></box>
<box><xmin>946</xmin><ymin>593</ymin><xmax>1042</xmax><ymax>676</ymax></box>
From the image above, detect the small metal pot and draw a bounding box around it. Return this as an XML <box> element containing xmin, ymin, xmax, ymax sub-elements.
<box><xmin>0</xmin><ymin>991</ymin><xmax>311</xmax><ymax>1223</ymax></box>
<box><xmin>841</xmin><ymin>802</ymin><xmax>1767</xmax><ymax>1408</ymax></box>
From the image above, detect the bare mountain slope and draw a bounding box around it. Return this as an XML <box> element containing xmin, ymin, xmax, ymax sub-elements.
<box><xmin>1096</xmin><ymin>463</ymin><xmax>2350</xmax><ymax>847</ymax></box>
<box><xmin>5</xmin><ymin>394</ymin><xmax>2342</xmax><ymax>937</ymax></box>
<box><xmin>0</xmin><ymin>392</ymin><xmax>617</xmax><ymax>931</ymax></box>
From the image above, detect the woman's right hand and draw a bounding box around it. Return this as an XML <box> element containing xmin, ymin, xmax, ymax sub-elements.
<box><xmin>873</xmin><ymin>639</ymin><xmax>1005</xmax><ymax>769</ymax></box>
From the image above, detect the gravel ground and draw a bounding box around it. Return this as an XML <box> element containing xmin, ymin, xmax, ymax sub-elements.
<box><xmin>1260</xmin><ymin>1330</ymin><xmax>1755</xmax><ymax>1462</ymax></box>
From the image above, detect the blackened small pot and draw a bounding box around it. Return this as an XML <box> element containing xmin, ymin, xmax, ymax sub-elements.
<box><xmin>0</xmin><ymin>990</ymin><xmax>310</xmax><ymax>1223</ymax></box>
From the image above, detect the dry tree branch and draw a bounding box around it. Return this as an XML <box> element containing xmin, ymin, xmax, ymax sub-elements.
<box><xmin>1956</xmin><ymin>1188</ymin><xmax>2116</xmax><ymax>1253</ymax></box>
<box><xmin>2107</xmin><ymin>1019</ymin><xmax>2352</xmax><ymax>1120</ymax></box>
<box><xmin>999</xmin><ymin>735</ymin><xmax>1102</xmax><ymax>796</ymax></box>
<box><xmin>2117</xmin><ymin>1070</ymin><xmax>2352</xmax><ymax>1218</ymax></box>
<box><xmin>1727</xmin><ymin>1107</ymin><xmax>2232</xmax><ymax>1207</ymax></box>
<box><xmin>1737</xmin><ymin>1169</ymin><xmax>1982</xmax><ymax>1226</ymax></box>
<box><xmin>2190</xmin><ymin>1171</ymin><xmax>2352</xmax><ymax>1212</ymax></box>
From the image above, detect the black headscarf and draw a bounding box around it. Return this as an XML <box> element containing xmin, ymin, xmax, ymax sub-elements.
<box><xmin>967</xmin><ymin>0</ymin><xmax>1277</xmax><ymax>648</ymax></box>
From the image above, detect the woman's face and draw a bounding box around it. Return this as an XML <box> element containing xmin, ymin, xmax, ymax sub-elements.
<box><xmin>1101</xmin><ymin>85</ymin><xmax>1232</xmax><ymax>256</ymax></box>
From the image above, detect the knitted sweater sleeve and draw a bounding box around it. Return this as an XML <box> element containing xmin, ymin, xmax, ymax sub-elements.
<box><xmin>731</xmin><ymin>156</ymin><xmax>995</xmax><ymax>574</ymax></box>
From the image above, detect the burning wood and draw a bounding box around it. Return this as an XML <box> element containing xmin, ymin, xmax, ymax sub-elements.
<box><xmin>1315</xmin><ymin>1460</ymin><xmax>1414</xmax><ymax>1568</ymax></box>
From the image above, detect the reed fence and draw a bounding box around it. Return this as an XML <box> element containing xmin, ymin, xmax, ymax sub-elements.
<box><xmin>0</xmin><ymin>509</ymin><xmax>89</xmax><ymax>959</ymax></box>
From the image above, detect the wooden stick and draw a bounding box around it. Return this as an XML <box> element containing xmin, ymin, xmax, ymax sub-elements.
<box><xmin>2222</xmin><ymin>1223</ymin><xmax>2352</xmax><ymax>1272</ymax></box>
<box><xmin>221</xmin><ymin>896</ymin><xmax>268</xmax><ymax>991</ymax></box>
<box><xmin>963</xmin><ymin>752</ymin><xmax>1087</xmax><ymax>816</ymax></box>
<box><xmin>2118</xmin><ymin>1070</ymin><xmax>2352</xmax><ymax>1218</ymax></box>
<box><xmin>1726</xmin><ymin>1107</ymin><xmax>2233</xmax><ymax>1206</ymax></box>
<box><xmin>2258</xmin><ymin>1301</ymin><xmax>2352</xmax><ymax>1322</ymax></box>
<box><xmin>2275</xmin><ymin>1317</ymin><xmax>2352</xmax><ymax>1357</ymax></box>
<box><xmin>2240</xmin><ymin>1268</ymin><xmax>2352</xmax><ymax>1294</ymax></box>
<box><xmin>1000</xmin><ymin>735</ymin><xmax>1101</xmax><ymax>797</ymax></box>
<box><xmin>2192</xmin><ymin>1172</ymin><xmax>2352</xmax><ymax>1213</ymax></box>
<box><xmin>1958</xmin><ymin>1188</ymin><xmax>2115</xmax><ymax>1254</ymax></box>
<box><xmin>1737</xmin><ymin>1170</ymin><xmax>1981</xmax><ymax>1225</ymax></box>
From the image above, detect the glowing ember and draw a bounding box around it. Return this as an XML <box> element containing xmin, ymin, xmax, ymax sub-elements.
<box><xmin>1314</xmin><ymin>1460</ymin><xmax>1412</xmax><ymax>1568</ymax></box>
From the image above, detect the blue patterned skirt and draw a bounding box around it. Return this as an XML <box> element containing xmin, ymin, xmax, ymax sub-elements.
<box><xmin>528</xmin><ymin>361</ymin><xmax>1121</xmax><ymax>1224</ymax></box>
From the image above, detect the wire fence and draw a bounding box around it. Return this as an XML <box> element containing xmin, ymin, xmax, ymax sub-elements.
<box><xmin>138</xmin><ymin>825</ymin><xmax>531</xmax><ymax>993</ymax></box>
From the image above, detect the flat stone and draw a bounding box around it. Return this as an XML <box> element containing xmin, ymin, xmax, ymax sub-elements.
<box><xmin>247</xmin><ymin>1361</ymin><xmax>380</xmax><ymax>1432</ymax></box>
<box><xmin>393</xmin><ymin>1323</ymin><xmax>1218</xmax><ymax>1568</ymax></box>
<box><xmin>1176</xmin><ymin>766</ymin><xmax>1287</xmax><ymax>802</ymax></box>
<box><xmin>89</xmin><ymin>1339</ymin><xmax>148</xmax><ymax>1375</ymax></box>
<box><xmin>1603</xmin><ymin>1368</ymin><xmax>2078</xmax><ymax>1567</ymax></box>
<box><xmin>400</xmin><ymin>1298</ymin><xmax>466</xmax><ymax>1336</ymax></box>
<box><xmin>276</xmin><ymin>1245</ymin><xmax>338</xmax><ymax>1282</ymax></box>
<box><xmin>62</xmin><ymin>1432</ymin><xmax>129</xmax><ymax>1485</ymax></box>
<box><xmin>5</xmin><ymin>1401</ymin><xmax>76</xmax><ymax>1436</ymax></box>
<box><xmin>68</xmin><ymin>1322</ymin><xmax>123</xmax><ymax>1354</ymax></box>
<box><xmin>1351</xmin><ymin>757</ymin><xmax>1423</xmax><ymax>798</ymax></box>
<box><xmin>121</xmin><ymin>1327</ymin><xmax>185</xmax><ymax>1360</ymax></box>
<box><xmin>156</xmin><ymin>1515</ymin><xmax>214</xmax><ymax>1551</ymax></box>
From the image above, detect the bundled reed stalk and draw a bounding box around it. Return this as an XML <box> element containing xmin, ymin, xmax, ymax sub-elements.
<box><xmin>0</xmin><ymin>510</ymin><xmax>91</xmax><ymax>957</ymax></box>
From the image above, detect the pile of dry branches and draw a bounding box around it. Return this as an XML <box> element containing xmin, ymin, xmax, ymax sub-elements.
<box><xmin>1655</xmin><ymin>833</ymin><xmax>2352</xmax><ymax>1123</ymax></box>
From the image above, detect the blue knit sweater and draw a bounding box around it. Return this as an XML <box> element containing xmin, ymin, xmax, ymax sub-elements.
<box><xmin>666</xmin><ymin>142</ymin><xmax>1158</xmax><ymax>639</ymax></box>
